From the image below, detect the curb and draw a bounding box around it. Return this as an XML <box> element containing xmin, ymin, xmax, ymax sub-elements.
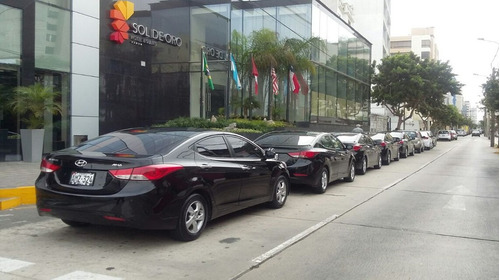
<box><xmin>0</xmin><ymin>186</ymin><xmax>36</xmax><ymax>210</ymax></box>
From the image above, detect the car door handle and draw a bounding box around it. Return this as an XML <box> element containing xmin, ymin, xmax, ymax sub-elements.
<box><xmin>201</xmin><ymin>164</ymin><xmax>212</xmax><ymax>169</ymax></box>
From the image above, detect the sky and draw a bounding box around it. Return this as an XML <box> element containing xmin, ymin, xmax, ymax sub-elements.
<box><xmin>390</xmin><ymin>0</ymin><xmax>500</xmax><ymax>110</ymax></box>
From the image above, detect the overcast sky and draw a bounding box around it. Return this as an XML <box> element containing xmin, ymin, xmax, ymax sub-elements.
<box><xmin>390</xmin><ymin>0</ymin><xmax>500</xmax><ymax>108</ymax></box>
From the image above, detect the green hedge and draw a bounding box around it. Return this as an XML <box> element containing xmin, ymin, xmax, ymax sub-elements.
<box><xmin>153</xmin><ymin>117</ymin><xmax>291</xmax><ymax>133</ymax></box>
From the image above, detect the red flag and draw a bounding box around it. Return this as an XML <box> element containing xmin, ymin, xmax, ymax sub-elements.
<box><xmin>289</xmin><ymin>66</ymin><xmax>300</xmax><ymax>94</ymax></box>
<box><xmin>252</xmin><ymin>56</ymin><xmax>259</xmax><ymax>95</ymax></box>
<box><xmin>296</xmin><ymin>72</ymin><xmax>308</xmax><ymax>95</ymax></box>
<box><xmin>271</xmin><ymin>68</ymin><xmax>279</xmax><ymax>95</ymax></box>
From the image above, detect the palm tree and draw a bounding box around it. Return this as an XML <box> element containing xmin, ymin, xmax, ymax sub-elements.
<box><xmin>10</xmin><ymin>83</ymin><xmax>62</xmax><ymax>129</ymax></box>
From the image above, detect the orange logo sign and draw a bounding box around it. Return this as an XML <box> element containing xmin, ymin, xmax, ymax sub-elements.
<box><xmin>110</xmin><ymin>1</ymin><xmax>134</xmax><ymax>44</ymax></box>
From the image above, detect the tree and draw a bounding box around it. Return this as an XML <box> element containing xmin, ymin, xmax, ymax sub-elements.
<box><xmin>372</xmin><ymin>52</ymin><xmax>462</xmax><ymax>130</ymax></box>
<box><xmin>481</xmin><ymin>68</ymin><xmax>499</xmax><ymax>147</ymax></box>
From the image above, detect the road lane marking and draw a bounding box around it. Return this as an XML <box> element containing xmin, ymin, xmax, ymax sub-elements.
<box><xmin>52</xmin><ymin>271</ymin><xmax>123</xmax><ymax>280</ymax></box>
<box><xmin>0</xmin><ymin>256</ymin><xmax>33</xmax><ymax>273</ymax></box>
<box><xmin>444</xmin><ymin>195</ymin><xmax>467</xmax><ymax>211</ymax></box>
<box><xmin>252</xmin><ymin>213</ymin><xmax>339</xmax><ymax>265</ymax></box>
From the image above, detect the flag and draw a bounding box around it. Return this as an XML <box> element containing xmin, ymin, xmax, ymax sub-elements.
<box><xmin>289</xmin><ymin>66</ymin><xmax>300</xmax><ymax>94</ymax></box>
<box><xmin>230</xmin><ymin>54</ymin><xmax>241</xmax><ymax>90</ymax></box>
<box><xmin>252</xmin><ymin>56</ymin><xmax>259</xmax><ymax>95</ymax></box>
<box><xmin>296</xmin><ymin>72</ymin><xmax>308</xmax><ymax>95</ymax></box>
<box><xmin>271</xmin><ymin>67</ymin><xmax>279</xmax><ymax>95</ymax></box>
<box><xmin>203</xmin><ymin>52</ymin><xmax>214</xmax><ymax>90</ymax></box>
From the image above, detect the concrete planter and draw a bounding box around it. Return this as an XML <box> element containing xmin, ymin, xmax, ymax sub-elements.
<box><xmin>20</xmin><ymin>129</ymin><xmax>44</xmax><ymax>163</ymax></box>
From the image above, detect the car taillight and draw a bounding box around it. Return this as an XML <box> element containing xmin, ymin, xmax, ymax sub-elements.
<box><xmin>353</xmin><ymin>145</ymin><xmax>362</xmax><ymax>152</ymax></box>
<box><xmin>399</xmin><ymin>140</ymin><xmax>404</xmax><ymax>145</ymax></box>
<box><xmin>380</xmin><ymin>142</ymin><xmax>387</xmax><ymax>147</ymax></box>
<box><xmin>109</xmin><ymin>164</ymin><xmax>184</xmax><ymax>181</ymax></box>
<box><xmin>40</xmin><ymin>158</ymin><xmax>61</xmax><ymax>173</ymax></box>
<box><xmin>288</xmin><ymin>150</ymin><xmax>320</xmax><ymax>159</ymax></box>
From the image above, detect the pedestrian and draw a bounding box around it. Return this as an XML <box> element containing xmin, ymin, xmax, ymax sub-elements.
<box><xmin>352</xmin><ymin>124</ymin><xmax>364</xmax><ymax>133</ymax></box>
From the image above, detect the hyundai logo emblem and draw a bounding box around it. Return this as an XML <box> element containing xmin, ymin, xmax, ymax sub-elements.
<box><xmin>75</xmin><ymin>159</ymin><xmax>87</xmax><ymax>167</ymax></box>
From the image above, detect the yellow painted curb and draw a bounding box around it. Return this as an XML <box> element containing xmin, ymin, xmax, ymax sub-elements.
<box><xmin>0</xmin><ymin>186</ymin><xmax>36</xmax><ymax>210</ymax></box>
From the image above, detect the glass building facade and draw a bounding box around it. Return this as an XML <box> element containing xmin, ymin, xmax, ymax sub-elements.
<box><xmin>0</xmin><ymin>0</ymin><xmax>370</xmax><ymax>161</ymax></box>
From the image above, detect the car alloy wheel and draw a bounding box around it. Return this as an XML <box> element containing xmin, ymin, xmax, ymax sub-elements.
<box><xmin>375</xmin><ymin>154</ymin><xmax>382</xmax><ymax>169</ymax></box>
<box><xmin>357</xmin><ymin>157</ymin><xmax>367</xmax><ymax>175</ymax></box>
<box><xmin>313</xmin><ymin>167</ymin><xmax>329</xmax><ymax>194</ymax></box>
<box><xmin>384</xmin><ymin>150</ymin><xmax>391</xmax><ymax>165</ymax></box>
<box><xmin>174</xmin><ymin>194</ymin><xmax>208</xmax><ymax>241</ymax></box>
<box><xmin>268</xmin><ymin>175</ymin><xmax>289</xmax><ymax>208</ymax></box>
<box><xmin>394</xmin><ymin>150</ymin><xmax>400</xmax><ymax>161</ymax></box>
<box><xmin>344</xmin><ymin>161</ymin><xmax>355</xmax><ymax>182</ymax></box>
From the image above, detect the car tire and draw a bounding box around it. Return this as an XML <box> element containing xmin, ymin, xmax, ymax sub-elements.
<box><xmin>356</xmin><ymin>156</ymin><xmax>367</xmax><ymax>175</ymax></box>
<box><xmin>374</xmin><ymin>154</ymin><xmax>382</xmax><ymax>169</ymax></box>
<box><xmin>383</xmin><ymin>151</ymin><xmax>391</xmax><ymax>165</ymax></box>
<box><xmin>313</xmin><ymin>167</ymin><xmax>329</xmax><ymax>194</ymax></box>
<box><xmin>268</xmin><ymin>175</ymin><xmax>289</xmax><ymax>208</ymax></box>
<box><xmin>61</xmin><ymin>219</ymin><xmax>90</xmax><ymax>227</ymax></box>
<box><xmin>173</xmin><ymin>194</ymin><xmax>208</xmax><ymax>242</ymax></box>
<box><xmin>401</xmin><ymin>147</ymin><xmax>408</xmax><ymax>158</ymax></box>
<box><xmin>344</xmin><ymin>161</ymin><xmax>355</xmax><ymax>182</ymax></box>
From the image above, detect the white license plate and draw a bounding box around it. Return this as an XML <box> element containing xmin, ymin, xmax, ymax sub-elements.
<box><xmin>69</xmin><ymin>172</ymin><xmax>95</xmax><ymax>186</ymax></box>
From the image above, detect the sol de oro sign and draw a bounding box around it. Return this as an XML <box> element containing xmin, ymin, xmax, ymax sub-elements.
<box><xmin>109</xmin><ymin>0</ymin><xmax>182</xmax><ymax>47</ymax></box>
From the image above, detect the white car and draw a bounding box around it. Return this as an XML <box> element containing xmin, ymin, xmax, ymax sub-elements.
<box><xmin>420</xmin><ymin>131</ymin><xmax>435</xmax><ymax>149</ymax></box>
<box><xmin>437</xmin><ymin>130</ymin><xmax>452</xmax><ymax>141</ymax></box>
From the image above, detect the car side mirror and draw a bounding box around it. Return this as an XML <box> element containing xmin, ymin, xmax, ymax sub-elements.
<box><xmin>264</xmin><ymin>148</ymin><xmax>277</xmax><ymax>159</ymax></box>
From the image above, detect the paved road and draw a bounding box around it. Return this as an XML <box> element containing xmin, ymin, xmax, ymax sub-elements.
<box><xmin>0</xmin><ymin>136</ymin><xmax>497</xmax><ymax>280</ymax></box>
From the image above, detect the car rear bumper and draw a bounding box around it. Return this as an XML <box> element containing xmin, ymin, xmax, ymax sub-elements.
<box><xmin>35</xmin><ymin>187</ymin><xmax>180</xmax><ymax>230</ymax></box>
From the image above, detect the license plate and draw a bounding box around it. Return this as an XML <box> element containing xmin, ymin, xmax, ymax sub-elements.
<box><xmin>69</xmin><ymin>172</ymin><xmax>95</xmax><ymax>186</ymax></box>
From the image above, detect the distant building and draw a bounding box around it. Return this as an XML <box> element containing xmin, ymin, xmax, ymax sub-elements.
<box><xmin>390</xmin><ymin>27</ymin><xmax>439</xmax><ymax>60</ymax></box>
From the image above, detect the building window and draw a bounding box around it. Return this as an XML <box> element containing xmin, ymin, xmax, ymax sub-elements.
<box><xmin>45</xmin><ymin>46</ymin><xmax>54</xmax><ymax>54</ymax></box>
<box><xmin>421</xmin><ymin>39</ymin><xmax>431</xmax><ymax>47</ymax></box>
<box><xmin>421</xmin><ymin>51</ymin><xmax>430</xmax><ymax>59</ymax></box>
<box><xmin>47</xmin><ymin>23</ymin><xmax>57</xmax><ymax>31</ymax></box>
<box><xmin>46</xmin><ymin>34</ymin><xmax>56</xmax><ymax>42</ymax></box>
<box><xmin>391</xmin><ymin>40</ymin><xmax>411</xmax><ymax>48</ymax></box>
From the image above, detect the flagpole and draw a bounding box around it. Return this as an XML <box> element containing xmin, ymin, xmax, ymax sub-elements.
<box><xmin>286</xmin><ymin>67</ymin><xmax>290</xmax><ymax>122</ymax></box>
<box><xmin>200</xmin><ymin>47</ymin><xmax>204</xmax><ymax>119</ymax></box>
<box><xmin>225</xmin><ymin>51</ymin><xmax>231</xmax><ymax>119</ymax></box>
<box><xmin>268</xmin><ymin>67</ymin><xmax>272</xmax><ymax>120</ymax></box>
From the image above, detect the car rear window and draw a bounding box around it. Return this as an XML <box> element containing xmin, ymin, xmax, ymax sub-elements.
<box><xmin>336</xmin><ymin>135</ymin><xmax>358</xmax><ymax>144</ymax></box>
<box><xmin>74</xmin><ymin>131</ymin><xmax>194</xmax><ymax>155</ymax></box>
<box><xmin>438</xmin><ymin>131</ymin><xmax>449</xmax><ymax>134</ymax></box>
<box><xmin>255</xmin><ymin>134</ymin><xmax>316</xmax><ymax>147</ymax></box>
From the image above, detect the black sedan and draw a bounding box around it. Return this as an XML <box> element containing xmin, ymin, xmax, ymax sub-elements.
<box><xmin>387</xmin><ymin>131</ymin><xmax>415</xmax><ymax>158</ymax></box>
<box><xmin>335</xmin><ymin>133</ymin><xmax>382</xmax><ymax>174</ymax></box>
<box><xmin>254</xmin><ymin>131</ymin><xmax>356</xmax><ymax>194</ymax></box>
<box><xmin>35</xmin><ymin>128</ymin><xmax>290</xmax><ymax>241</ymax></box>
<box><xmin>370</xmin><ymin>132</ymin><xmax>401</xmax><ymax>165</ymax></box>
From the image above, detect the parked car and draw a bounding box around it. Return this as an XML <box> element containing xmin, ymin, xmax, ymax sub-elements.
<box><xmin>254</xmin><ymin>131</ymin><xmax>356</xmax><ymax>194</ymax></box>
<box><xmin>370</xmin><ymin>132</ymin><xmax>401</xmax><ymax>165</ymax></box>
<box><xmin>471</xmin><ymin>130</ymin><xmax>481</xmax><ymax>137</ymax></box>
<box><xmin>335</xmin><ymin>133</ymin><xmax>382</xmax><ymax>175</ymax></box>
<box><xmin>35</xmin><ymin>128</ymin><xmax>290</xmax><ymax>242</ymax></box>
<box><xmin>400</xmin><ymin>130</ymin><xmax>425</xmax><ymax>153</ymax></box>
<box><xmin>437</xmin><ymin>130</ymin><xmax>452</xmax><ymax>141</ymax></box>
<box><xmin>387</xmin><ymin>131</ymin><xmax>415</xmax><ymax>158</ymax></box>
<box><xmin>450</xmin><ymin>130</ymin><xmax>458</xmax><ymax>140</ymax></box>
<box><xmin>420</xmin><ymin>130</ymin><xmax>436</xmax><ymax>149</ymax></box>
<box><xmin>456</xmin><ymin>129</ymin><xmax>467</xmax><ymax>136</ymax></box>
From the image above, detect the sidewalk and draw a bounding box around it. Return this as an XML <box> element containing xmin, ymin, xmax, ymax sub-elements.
<box><xmin>0</xmin><ymin>161</ymin><xmax>40</xmax><ymax>210</ymax></box>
